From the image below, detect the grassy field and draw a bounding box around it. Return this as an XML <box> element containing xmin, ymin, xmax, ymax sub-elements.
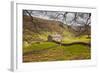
<box><xmin>23</xmin><ymin>41</ymin><xmax>90</xmax><ymax>62</ymax></box>
<box><xmin>23</xmin><ymin>42</ymin><xmax>57</xmax><ymax>53</ymax></box>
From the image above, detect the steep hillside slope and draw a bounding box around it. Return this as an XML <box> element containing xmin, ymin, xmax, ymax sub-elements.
<box><xmin>23</xmin><ymin>16</ymin><xmax>68</xmax><ymax>43</ymax></box>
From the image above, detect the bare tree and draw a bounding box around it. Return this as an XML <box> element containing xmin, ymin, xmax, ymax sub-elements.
<box><xmin>23</xmin><ymin>10</ymin><xmax>91</xmax><ymax>37</ymax></box>
<box><xmin>23</xmin><ymin>10</ymin><xmax>40</xmax><ymax>33</ymax></box>
<box><xmin>61</xmin><ymin>12</ymin><xmax>91</xmax><ymax>37</ymax></box>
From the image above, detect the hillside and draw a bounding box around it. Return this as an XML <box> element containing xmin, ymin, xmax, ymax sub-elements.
<box><xmin>23</xmin><ymin>16</ymin><xmax>68</xmax><ymax>33</ymax></box>
<box><xmin>23</xmin><ymin>15</ymin><xmax>69</xmax><ymax>43</ymax></box>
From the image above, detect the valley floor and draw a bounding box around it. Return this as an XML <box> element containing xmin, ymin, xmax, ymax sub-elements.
<box><xmin>23</xmin><ymin>41</ymin><xmax>90</xmax><ymax>62</ymax></box>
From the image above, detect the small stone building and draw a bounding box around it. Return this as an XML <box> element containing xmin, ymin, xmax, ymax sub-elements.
<box><xmin>48</xmin><ymin>34</ymin><xmax>62</xmax><ymax>42</ymax></box>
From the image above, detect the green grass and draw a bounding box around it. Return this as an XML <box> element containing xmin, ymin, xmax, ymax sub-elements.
<box><xmin>23</xmin><ymin>42</ymin><xmax>57</xmax><ymax>53</ymax></box>
<box><xmin>23</xmin><ymin>32</ymin><xmax>90</xmax><ymax>62</ymax></box>
<box><xmin>62</xmin><ymin>35</ymin><xmax>90</xmax><ymax>44</ymax></box>
<box><xmin>62</xmin><ymin>44</ymin><xmax>90</xmax><ymax>59</ymax></box>
<box><xmin>23</xmin><ymin>41</ymin><xmax>90</xmax><ymax>62</ymax></box>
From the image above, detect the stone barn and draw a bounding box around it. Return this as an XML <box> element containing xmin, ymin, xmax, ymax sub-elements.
<box><xmin>48</xmin><ymin>34</ymin><xmax>62</xmax><ymax>42</ymax></box>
